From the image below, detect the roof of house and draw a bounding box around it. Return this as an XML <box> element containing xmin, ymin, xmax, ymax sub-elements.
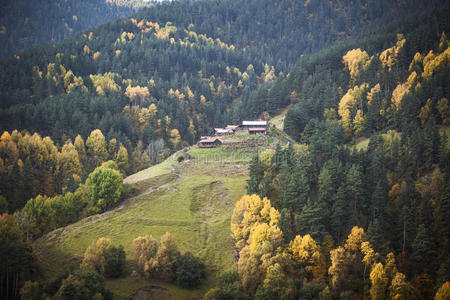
<box><xmin>248</xmin><ymin>127</ymin><xmax>267</xmax><ymax>131</ymax></box>
<box><xmin>199</xmin><ymin>138</ymin><xmax>221</xmax><ymax>143</ymax></box>
<box><xmin>215</xmin><ymin>128</ymin><xmax>233</xmax><ymax>133</ymax></box>
<box><xmin>225</xmin><ymin>125</ymin><xmax>239</xmax><ymax>130</ymax></box>
<box><xmin>242</xmin><ymin>121</ymin><xmax>268</xmax><ymax>126</ymax></box>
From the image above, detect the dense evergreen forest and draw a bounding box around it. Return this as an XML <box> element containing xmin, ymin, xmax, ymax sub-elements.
<box><xmin>0</xmin><ymin>0</ymin><xmax>445</xmax><ymax>213</ymax></box>
<box><xmin>216</xmin><ymin>2</ymin><xmax>450</xmax><ymax>299</ymax></box>
<box><xmin>0</xmin><ymin>0</ymin><xmax>449</xmax><ymax>299</ymax></box>
<box><xmin>0</xmin><ymin>0</ymin><xmax>149</xmax><ymax>58</ymax></box>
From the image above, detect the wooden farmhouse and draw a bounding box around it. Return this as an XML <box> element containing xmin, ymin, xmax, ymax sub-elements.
<box><xmin>242</xmin><ymin>120</ymin><xmax>268</xmax><ymax>135</ymax></box>
<box><xmin>198</xmin><ymin>137</ymin><xmax>222</xmax><ymax>148</ymax></box>
<box><xmin>248</xmin><ymin>127</ymin><xmax>267</xmax><ymax>135</ymax></box>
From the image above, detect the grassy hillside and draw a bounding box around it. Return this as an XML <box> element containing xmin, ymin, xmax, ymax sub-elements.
<box><xmin>33</xmin><ymin>129</ymin><xmax>283</xmax><ymax>299</ymax></box>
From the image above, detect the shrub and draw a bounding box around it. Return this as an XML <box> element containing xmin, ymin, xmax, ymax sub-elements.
<box><xmin>104</xmin><ymin>245</ymin><xmax>126</xmax><ymax>278</ymax></box>
<box><xmin>174</xmin><ymin>252</ymin><xmax>205</xmax><ymax>288</ymax></box>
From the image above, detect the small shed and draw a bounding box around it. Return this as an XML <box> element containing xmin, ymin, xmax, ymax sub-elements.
<box><xmin>198</xmin><ymin>138</ymin><xmax>222</xmax><ymax>148</ymax></box>
<box><xmin>214</xmin><ymin>128</ymin><xmax>234</xmax><ymax>135</ymax></box>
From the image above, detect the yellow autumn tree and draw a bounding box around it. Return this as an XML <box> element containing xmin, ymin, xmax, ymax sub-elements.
<box><xmin>288</xmin><ymin>234</ymin><xmax>325</xmax><ymax>279</ymax></box>
<box><xmin>231</xmin><ymin>194</ymin><xmax>281</xmax><ymax>249</ymax></box>
<box><xmin>233</xmin><ymin>194</ymin><xmax>284</xmax><ymax>293</ymax></box>
<box><xmin>423</xmin><ymin>46</ymin><xmax>450</xmax><ymax>78</ymax></box>
<box><xmin>259</xmin><ymin>149</ymin><xmax>275</xmax><ymax>173</ymax></box>
<box><xmin>353</xmin><ymin>109</ymin><xmax>365</xmax><ymax>136</ymax></box>
<box><xmin>435</xmin><ymin>282</ymin><xmax>450</xmax><ymax>300</ymax></box>
<box><xmin>115</xmin><ymin>144</ymin><xmax>129</xmax><ymax>174</ymax></box>
<box><xmin>57</xmin><ymin>141</ymin><xmax>82</xmax><ymax>189</ymax></box>
<box><xmin>329</xmin><ymin>246</ymin><xmax>346</xmax><ymax>290</ymax></box>
<box><xmin>132</xmin><ymin>235</ymin><xmax>159</xmax><ymax>278</ymax></box>
<box><xmin>154</xmin><ymin>232</ymin><xmax>179</xmax><ymax>281</ymax></box>
<box><xmin>342</xmin><ymin>48</ymin><xmax>371</xmax><ymax>81</ymax></box>
<box><xmin>361</xmin><ymin>241</ymin><xmax>378</xmax><ymax>274</ymax></box>
<box><xmin>169</xmin><ymin>129</ymin><xmax>181</xmax><ymax>149</ymax></box>
<box><xmin>125</xmin><ymin>85</ymin><xmax>150</xmax><ymax>106</ymax></box>
<box><xmin>345</xmin><ymin>226</ymin><xmax>366</xmax><ymax>253</ymax></box>
<box><xmin>409</xmin><ymin>52</ymin><xmax>423</xmax><ymax>73</ymax></box>
<box><xmin>86</xmin><ymin>129</ymin><xmax>108</xmax><ymax>168</ymax></box>
<box><xmin>389</xmin><ymin>272</ymin><xmax>420</xmax><ymax>300</ymax></box>
<box><xmin>90</xmin><ymin>72</ymin><xmax>121</xmax><ymax>95</ymax></box>
<box><xmin>260</xmin><ymin>262</ymin><xmax>295</xmax><ymax>299</ymax></box>
<box><xmin>437</xmin><ymin>98</ymin><xmax>450</xmax><ymax>125</ymax></box>
<box><xmin>237</xmin><ymin>246</ymin><xmax>265</xmax><ymax>293</ymax></box>
<box><xmin>380</xmin><ymin>34</ymin><xmax>406</xmax><ymax>71</ymax></box>
<box><xmin>370</xmin><ymin>263</ymin><xmax>389</xmax><ymax>300</ymax></box>
<box><xmin>367</xmin><ymin>83</ymin><xmax>381</xmax><ymax>106</ymax></box>
<box><xmin>419</xmin><ymin>98</ymin><xmax>433</xmax><ymax>126</ymax></box>
<box><xmin>81</xmin><ymin>237</ymin><xmax>112</xmax><ymax>274</ymax></box>
<box><xmin>338</xmin><ymin>84</ymin><xmax>368</xmax><ymax>136</ymax></box>
<box><xmin>391</xmin><ymin>71</ymin><xmax>417</xmax><ymax>110</ymax></box>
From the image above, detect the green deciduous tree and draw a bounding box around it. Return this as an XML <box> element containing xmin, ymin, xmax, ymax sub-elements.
<box><xmin>103</xmin><ymin>245</ymin><xmax>126</xmax><ymax>278</ymax></box>
<box><xmin>86</xmin><ymin>164</ymin><xmax>123</xmax><ymax>212</ymax></box>
<box><xmin>174</xmin><ymin>251</ymin><xmax>205</xmax><ymax>288</ymax></box>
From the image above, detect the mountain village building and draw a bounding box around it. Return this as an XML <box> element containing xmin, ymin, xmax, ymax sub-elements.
<box><xmin>198</xmin><ymin>137</ymin><xmax>222</xmax><ymax>148</ymax></box>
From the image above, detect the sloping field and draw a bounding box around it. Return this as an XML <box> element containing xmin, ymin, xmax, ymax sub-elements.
<box><xmin>34</xmin><ymin>132</ymin><xmax>283</xmax><ymax>299</ymax></box>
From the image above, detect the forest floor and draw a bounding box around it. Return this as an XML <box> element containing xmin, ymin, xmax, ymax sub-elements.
<box><xmin>34</xmin><ymin>129</ymin><xmax>286</xmax><ymax>299</ymax></box>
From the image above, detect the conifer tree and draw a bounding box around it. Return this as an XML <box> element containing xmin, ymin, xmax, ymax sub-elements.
<box><xmin>411</xmin><ymin>224</ymin><xmax>436</xmax><ymax>274</ymax></box>
<box><xmin>331</xmin><ymin>186</ymin><xmax>348</xmax><ymax>243</ymax></box>
<box><xmin>367</xmin><ymin>218</ymin><xmax>388</xmax><ymax>255</ymax></box>
<box><xmin>296</xmin><ymin>200</ymin><xmax>326</xmax><ymax>240</ymax></box>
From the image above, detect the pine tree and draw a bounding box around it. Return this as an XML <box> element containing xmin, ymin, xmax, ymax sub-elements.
<box><xmin>247</xmin><ymin>155</ymin><xmax>264</xmax><ymax>195</ymax></box>
<box><xmin>296</xmin><ymin>200</ymin><xmax>327</xmax><ymax>240</ymax></box>
<box><xmin>423</xmin><ymin>119</ymin><xmax>440</xmax><ymax>168</ymax></box>
<box><xmin>331</xmin><ymin>186</ymin><xmax>348</xmax><ymax>244</ymax></box>
<box><xmin>438</xmin><ymin>132</ymin><xmax>448</xmax><ymax>169</ymax></box>
<box><xmin>279</xmin><ymin>208</ymin><xmax>293</xmax><ymax>242</ymax></box>
<box><xmin>438</xmin><ymin>162</ymin><xmax>450</xmax><ymax>261</ymax></box>
<box><xmin>411</xmin><ymin>224</ymin><xmax>437</xmax><ymax>274</ymax></box>
<box><xmin>367</xmin><ymin>218</ymin><xmax>388</xmax><ymax>255</ymax></box>
<box><xmin>318</xmin><ymin>166</ymin><xmax>334</xmax><ymax>209</ymax></box>
<box><xmin>282</xmin><ymin>175</ymin><xmax>298</xmax><ymax>210</ymax></box>
<box><xmin>295</xmin><ymin>167</ymin><xmax>310</xmax><ymax>213</ymax></box>
<box><xmin>372</xmin><ymin>182</ymin><xmax>388</xmax><ymax>220</ymax></box>
<box><xmin>346</xmin><ymin>164</ymin><xmax>364</xmax><ymax>215</ymax></box>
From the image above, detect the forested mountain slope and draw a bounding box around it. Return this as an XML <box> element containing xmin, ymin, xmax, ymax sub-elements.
<box><xmin>224</xmin><ymin>2</ymin><xmax>450</xmax><ymax>299</ymax></box>
<box><xmin>0</xmin><ymin>0</ymin><xmax>149</xmax><ymax>58</ymax></box>
<box><xmin>135</xmin><ymin>0</ymin><xmax>445</xmax><ymax>71</ymax></box>
<box><xmin>0</xmin><ymin>0</ymin><xmax>449</xmax><ymax>299</ymax></box>
<box><xmin>2</xmin><ymin>0</ymin><xmax>443</xmax><ymax>212</ymax></box>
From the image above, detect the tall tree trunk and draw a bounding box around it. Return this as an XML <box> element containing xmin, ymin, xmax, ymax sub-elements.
<box><xmin>1</xmin><ymin>271</ymin><xmax>4</xmax><ymax>299</ymax></box>
<box><xmin>402</xmin><ymin>217</ymin><xmax>406</xmax><ymax>252</ymax></box>
<box><xmin>6</xmin><ymin>268</ymin><xmax>9</xmax><ymax>300</ymax></box>
<box><xmin>15</xmin><ymin>272</ymin><xmax>19</xmax><ymax>300</ymax></box>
